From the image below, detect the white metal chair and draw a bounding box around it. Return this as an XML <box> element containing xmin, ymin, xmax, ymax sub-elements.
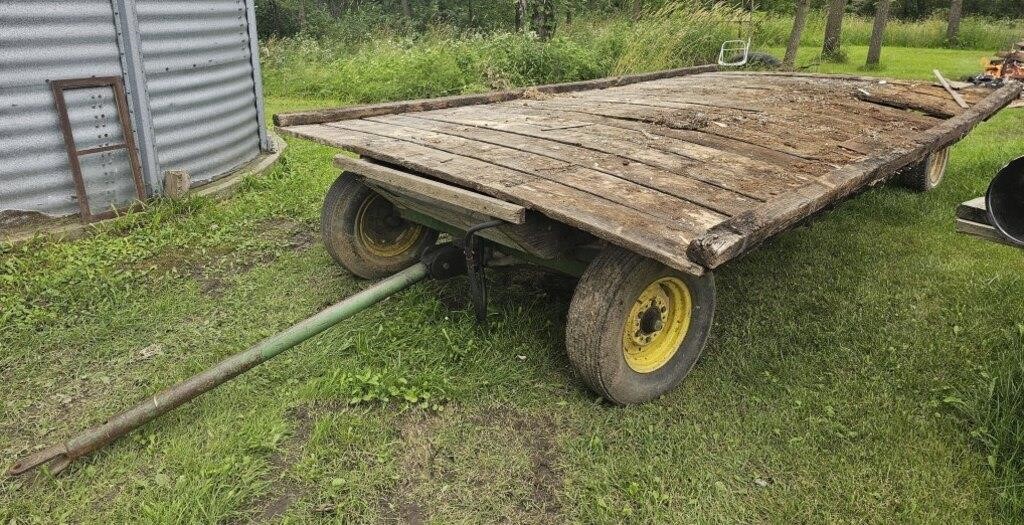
<box><xmin>718</xmin><ymin>1</ymin><xmax>755</xmax><ymax>67</ymax></box>
<box><xmin>718</xmin><ymin>39</ymin><xmax>751</xmax><ymax>67</ymax></box>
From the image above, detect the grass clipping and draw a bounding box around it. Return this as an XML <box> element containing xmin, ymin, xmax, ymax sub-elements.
<box><xmin>613</xmin><ymin>1</ymin><xmax>746</xmax><ymax>75</ymax></box>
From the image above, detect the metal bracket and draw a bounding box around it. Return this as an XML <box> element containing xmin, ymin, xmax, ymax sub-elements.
<box><xmin>464</xmin><ymin>219</ymin><xmax>504</xmax><ymax>325</ymax></box>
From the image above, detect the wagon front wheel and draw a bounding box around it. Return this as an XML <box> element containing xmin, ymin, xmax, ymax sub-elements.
<box><xmin>321</xmin><ymin>173</ymin><xmax>438</xmax><ymax>279</ymax></box>
<box><xmin>566</xmin><ymin>247</ymin><xmax>716</xmax><ymax>405</ymax></box>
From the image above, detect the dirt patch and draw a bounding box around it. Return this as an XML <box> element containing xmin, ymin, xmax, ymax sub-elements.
<box><xmin>259</xmin><ymin>217</ymin><xmax>315</xmax><ymax>252</ymax></box>
<box><xmin>250</xmin><ymin>405</ymin><xmax>317</xmax><ymax>521</ymax></box>
<box><xmin>476</xmin><ymin>406</ymin><xmax>564</xmax><ymax>518</ymax></box>
<box><xmin>378</xmin><ymin>411</ymin><xmax>440</xmax><ymax>524</ymax></box>
<box><xmin>136</xmin><ymin>217</ymin><xmax>313</xmax><ymax>297</ymax></box>
<box><xmin>379</xmin><ymin>405</ymin><xmax>564</xmax><ymax>523</ymax></box>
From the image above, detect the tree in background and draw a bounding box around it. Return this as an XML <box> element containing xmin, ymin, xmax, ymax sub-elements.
<box><xmin>822</xmin><ymin>0</ymin><xmax>847</xmax><ymax>60</ymax></box>
<box><xmin>531</xmin><ymin>0</ymin><xmax>557</xmax><ymax>39</ymax></box>
<box><xmin>866</xmin><ymin>0</ymin><xmax>891</xmax><ymax>66</ymax></box>
<box><xmin>516</xmin><ymin>0</ymin><xmax>528</xmax><ymax>30</ymax></box>
<box><xmin>784</xmin><ymin>0</ymin><xmax>811</xmax><ymax>69</ymax></box>
<box><xmin>946</xmin><ymin>0</ymin><xmax>963</xmax><ymax>45</ymax></box>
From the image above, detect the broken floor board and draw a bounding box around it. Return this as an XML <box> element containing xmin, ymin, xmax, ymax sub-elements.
<box><xmin>558</xmin><ymin>86</ymin><xmax>924</xmax><ymax>146</ymax></box>
<box><xmin>523</xmin><ymin>97</ymin><xmax>855</xmax><ymax>163</ymax></box>
<box><xmin>323</xmin><ymin>119</ymin><xmax>728</xmax><ymax>231</ymax></box>
<box><xmin>371</xmin><ymin>114</ymin><xmax>759</xmax><ymax>216</ymax></box>
<box><xmin>512</xmin><ymin>100</ymin><xmax>819</xmax><ymax>173</ymax></box>
<box><xmin>562</xmin><ymin>93</ymin><xmax>865</xmax><ymax>145</ymax></box>
<box><xmin>853</xmin><ymin>83</ymin><xmax>968</xmax><ymax>118</ymax></box>
<box><xmin>283</xmin><ymin>124</ymin><xmax>706</xmax><ymax>274</ymax></box>
<box><xmin>414</xmin><ymin>104</ymin><xmax>820</xmax><ymax>199</ymax></box>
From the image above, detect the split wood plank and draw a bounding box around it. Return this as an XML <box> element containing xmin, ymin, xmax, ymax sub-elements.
<box><xmin>933</xmin><ymin>70</ymin><xmax>970</xmax><ymax>109</ymax></box>
<box><xmin>280</xmin><ymin>123</ymin><xmax>706</xmax><ymax>274</ymax></box>
<box><xmin>567</xmin><ymin>92</ymin><xmax>867</xmax><ymax>145</ymax></box>
<box><xmin>688</xmin><ymin>81</ymin><xmax>1022</xmax><ymax>268</ymax></box>
<box><xmin>273</xmin><ymin>65</ymin><xmax>717</xmax><ymax>127</ymax></box>
<box><xmin>511</xmin><ymin>100</ymin><xmax>820</xmax><ymax>173</ymax></box>
<box><xmin>333</xmin><ymin>155</ymin><xmax>527</xmax><ymax>224</ymax></box>
<box><xmin>853</xmin><ymin>85</ymin><xmax>960</xmax><ymax>118</ymax></box>
<box><xmin>326</xmin><ymin>119</ymin><xmax>727</xmax><ymax>231</ymax></box>
<box><xmin>418</xmin><ymin>104</ymin><xmax>821</xmax><ymax>199</ymax></box>
<box><xmin>373</xmin><ymin>113</ymin><xmax>759</xmax><ymax>216</ymax></box>
<box><xmin>519</xmin><ymin>97</ymin><xmax>850</xmax><ymax>163</ymax></box>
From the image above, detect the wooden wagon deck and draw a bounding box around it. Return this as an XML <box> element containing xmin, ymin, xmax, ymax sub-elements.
<box><xmin>276</xmin><ymin>68</ymin><xmax>1021</xmax><ymax>275</ymax></box>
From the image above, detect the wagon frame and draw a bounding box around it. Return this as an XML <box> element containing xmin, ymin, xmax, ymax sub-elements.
<box><xmin>275</xmin><ymin>66</ymin><xmax>1021</xmax><ymax>404</ymax></box>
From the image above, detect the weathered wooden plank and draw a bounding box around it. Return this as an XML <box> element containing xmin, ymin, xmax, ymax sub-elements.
<box><xmin>282</xmin><ymin>123</ymin><xmax>706</xmax><ymax>274</ymax></box>
<box><xmin>273</xmin><ymin>65</ymin><xmax>718</xmax><ymax>127</ymax></box>
<box><xmin>688</xmin><ymin>81</ymin><xmax>1022</xmax><ymax>268</ymax></box>
<box><xmin>955</xmin><ymin>197</ymin><xmax>988</xmax><ymax>224</ymax></box>
<box><xmin>373</xmin><ymin>114</ymin><xmax>759</xmax><ymax>216</ymax></box>
<box><xmin>956</xmin><ymin>218</ymin><xmax>1016</xmax><ymax>247</ymax></box>
<box><xmin>419</xmin><ymin>104</ymin><xmax>820</xmax><ymax>199</ymax></box>
<box><xmin>333</xmin><ymin>155</ymin><xmax>527</xmax><ymax>224</ymax></box>
<box><xmin>511</xmin><ymin>100</ymin><xmax>820</xmax><ymax>173</ymax></box>
<box><xmin>327</xmin><ymin>119</ymin><xmax>727</xmax><ymax>231</ymax></box>
<box><xmin>853</xmin><ymin>85</ymin><xmax>958</xmax><ymax>118</ymax></box>
<box><xmin>933</xmin><ymin>70</ymin><xmax>970</xmax><ymax>109</ymax></box>
<box><xmin>570</xmin><ymin>93</ymin><xmax>868</xmax><ymax>146</ymax></box>
<box><xmin>523</xmin><ymin>97</ymin><xmax>850</xmax><ymax>162</ymax></box>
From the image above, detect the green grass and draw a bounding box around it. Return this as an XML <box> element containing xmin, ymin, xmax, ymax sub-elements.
<box><xmin>768</xmin><ymin>44</ymin><xmax>998</xmax><ymax>80</ymax></box>
<box><xmin>261</xmin><ymin>8</ymin><xmax>1023</xmax><ymax>109</ymax></box>
<box><xmin>757</xmin><ymin>11</ymin><xmax>1024</xmax><ymax>51</ymax></box>
<box><xmin>2</xmin><ymin>45</ymin><xmax>1024</xmax><ymax>522</ymax></box>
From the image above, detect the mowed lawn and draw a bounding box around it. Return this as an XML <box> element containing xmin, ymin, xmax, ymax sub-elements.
<box><xmin>1</xmin><ymin>47</ymin><xmax>1022</xmax><ymax>523</ymax></box>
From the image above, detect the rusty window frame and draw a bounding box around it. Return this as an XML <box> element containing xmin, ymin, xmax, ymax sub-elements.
<box><xmin>50</xmin><ymin>76</ymin><xmax>146</xmax><ymax>223</ymax></box>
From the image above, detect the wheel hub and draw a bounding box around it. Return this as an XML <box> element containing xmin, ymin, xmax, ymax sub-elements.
<box><xmin>622</xmin><ymin>277</ymin><xmax>693</xmax><ymax>373</ymax></box>
<box><xmin>355</xmin><ymin>194</ymin><xmax>425</xmax><ymax>257</ymax></box>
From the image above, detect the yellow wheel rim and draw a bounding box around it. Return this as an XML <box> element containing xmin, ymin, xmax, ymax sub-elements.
<box><xmin>622</xmin><ymin>277</ymin><xmax>692</xmax><ymax>374</ymax></box>
<box><xmin>355</xmin><ymin>194</ymin><xmax>425</xmax><ymax>258</ymax></box>
<box><xmin>926</xmin><ymin>147</ymin><xmax>949</xmax><ymax>186</ymax></box>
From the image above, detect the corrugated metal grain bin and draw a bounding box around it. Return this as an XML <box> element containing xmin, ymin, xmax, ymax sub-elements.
<box><xmin>0</xmin><ymin>0</ymin><xmax>269</xmax><ymax>224</ymax></box>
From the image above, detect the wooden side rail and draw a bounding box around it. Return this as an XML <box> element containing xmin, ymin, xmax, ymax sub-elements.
<box><xmin>333</xmin><ymin>155</ymin><xmax>527</xmax><ymax>224</ymax></box>
<box><xmin>276</xmin><ymin>65</ymin><xmax>718</xmax><ymax>127</ymax></box>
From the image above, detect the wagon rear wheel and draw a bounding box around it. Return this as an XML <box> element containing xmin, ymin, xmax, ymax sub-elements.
<box><xmin>566</xmin><ymin>246</ymin><xmax>716</xmax><ymax>405</ymax></box>
<box><xmin>321</xmin><ymin>173</ymin><xmax>438</xmax><ymax>279</ymax></box>
<box><xmin>900</xmin><ymin>147</ymin><xmax>949</xmax><ymax>192</ymax></box>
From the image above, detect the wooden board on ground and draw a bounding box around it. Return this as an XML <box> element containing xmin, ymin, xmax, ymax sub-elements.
<box><xmin>955</xmin><ymin>197</ymin><xmax>1017</xmax><ymax>247</ymax></box>
<box><xmin>278</xmin><ymin>70</ymin><xmax>1021</xmax><ymax>274</ymax></box>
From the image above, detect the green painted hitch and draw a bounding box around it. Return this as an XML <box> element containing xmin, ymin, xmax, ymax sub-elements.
<box><xmin>8</xmin><ymin>262</ymin><xmax>428</xmax><ymax>477</ymax></box>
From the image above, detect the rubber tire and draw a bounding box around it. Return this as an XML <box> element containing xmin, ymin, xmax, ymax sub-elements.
<box><xmin>899</xmin><ymin>147</ymin><xmax>949</xmax><ymax>192</ymax></box>
<box><xmin>728</xmin><ymin>51</ymin><xmax>782</xmax><ymax>69</ymax></box>
<box><xmin>565</xmin><ymin>246</ymin><xmax>716</xmax><ymax>405</ymax></box>
<box><xmin>321</xmin><ymin>173</ymin><xmax>438</xmax><ymax>279</ymax></box>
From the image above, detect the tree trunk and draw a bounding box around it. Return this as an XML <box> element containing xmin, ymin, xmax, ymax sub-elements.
<box><xmin>822</xmin><ymin>0</ymin><xmax>847</xmax><ymax>60</ymax></box>
<box><xmin>946</xmin><ymin>0</ymin><xmax>963</xmax><ymax>45</ymax></box>
<box><xmin>399</xmin><ymin>0</ymin><xmax>411</xmax><ymax>19</ymax></box>
<box><xmin>515</xmin><ymin>0</ymin><xmax>528</xmax><ymax>31</ymax></box>
<box><xmin>866</xmin><ymin>0</ymin><xmax>891</xmax><ymax>66</ymax></box>
<box><xmin>784</xmin><ymin>0</ymin><xmax>811</xmax><ymax>70</ymax></box>
<box><xmin>531</xmin><ymin>0</ymin><xmax>556</xmax><ymax>40</ymax></box>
